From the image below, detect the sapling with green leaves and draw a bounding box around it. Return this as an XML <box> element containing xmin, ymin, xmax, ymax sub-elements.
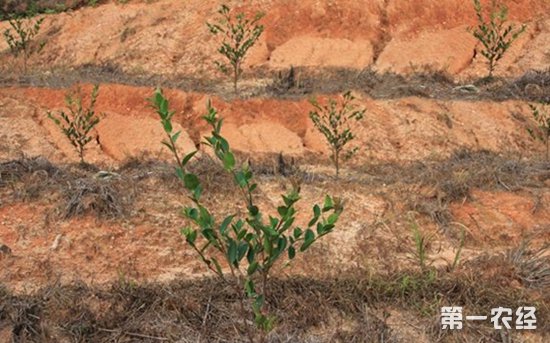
<box><xmin>3</xmin><ymin>15</ymin><xmax>46</xmax><ymax>74</ymax></box>
<box><xmin>47</xmin><ymin>85</ymin><xmax>101</xmax><ymax>164</ymax></box>
<box><xmin>527</xmin><ymin>101</ymin><xmax>550</xmax><ymax>161</ymax></box>
<box><xmin>469</xmin><ymin>0</ymin><xmax>526</xmax><ymax>78</ymax></box>
<box><xmin>207</xmin><ymin>4</ymin><xmax>264</xmax><ymax>94</ymax></box>
<box><xmin>309</xmin><ymin>91</ymin><xmax>366</xmax><ymax>177</ymax></box>
<box><xmin>152</xmin><ymin>88</ymin><xmax>343</xmax><ymax>343</ymax></box>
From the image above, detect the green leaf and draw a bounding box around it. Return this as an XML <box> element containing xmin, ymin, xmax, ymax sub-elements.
<box><xmin>220</xmin><ymin>215</ymin><xmax>234</xmax><ymax>235</ymax></box>
<box><xmin>247</xmin><ymin>245</ymin><xmax>255</xmax><ymax>264</ymax></box>
<box><xmin>263</xmin><ymin>225</ymin><xmax>279</xmax><ymax>237</ymax></box>
<box><xmin>327</xmin><ymin>213</ymin><xmax>339</xmax><ymax>225</ymax></box>
<box><xmin>186</xmin><ymin>230</ymin><xmax>197</xmax><ymax>245</ymax></box>
<box><xmin>180</xmin><ymin>227</ymin><xmax>196</xmax><ymax>244</ymax></box>
<box><xmin>237</xmin><ymin>242</ymin><xmax>248</xmax><ymax>262</ymax></box>
<box><xmin>211</xmin><ymin>257</ymin><xmax>223</xmax><ymax>276</ymax></box>
<box><xmin>300</xmin><ymin>229</ymin><xmax>315</xmax><ymax>251</ymax></box>
<box><xmin>162</xmin><ymin>119</ymin><xmax>172</xmax><ymax>133</ymax></box>
<box><xmin>175</xmin><ymin>167</ymin><xmax>185</xmax><ymax>182</ymax></box>
<box><xmin>313</xmin><ymin>204</ymin><xmax>321</xmax><ymax>217</ymax></box>
<box><xmin>235</xmin><ymin>171</ymin><xmax>247</xmax><ymax>187</ymax></box>
<box><xmin>237</xmin><ymin>229</ymin><xmax>247</xmax><ymax>240</ymax></box>
<box><xmin>323</xmin><ymin>195</ymin><xmax>333</xmax><ymax>211</ymax></box>
<box><xmin>183</xmin><ymin>173</ymin><xmax>200</xmax><ymax>190</ymax></box>
<box><xmin>274</xmin><ymin>236</ymin><xmax>287</xmax><ymax>258</ymax></box>
<box><xmin>280</xmin><ymin>217</ymin><xmax>295</xmax><ymax>232</ymax></box>
<box><xmin>184</xmin><ymin>207</ymin><xmax>199</xmax><ymax>220</ymax></box>
<box><xmin>293</xmin><ymin>227</ymin><xmax>303</xmax><ymax>239</ymax></box>
<box><xmin>269</xmin><ymin>216</ymin><xmax>279</xmax><ymax>228</ymax></box>
<box><xmin>228</xmin><ymin>240</ymin><xmax>237</xmax><ymax>265</ymax></box>
<box><xmin>172</xmin><ymin>130</ymin><xmax>181</xmax><ymax>143</ymax></box>
<box><xmin>181</xmin><ymin>150</ymin><xmax>198</xmax><ymax>167</ymax></box>
<box><xmin>248</xmin><ymin>205</ymin><xmax>259</xmax><ymax>216</ymax></box>
<box><xmin>247</xmin><ymin>261</ymin><xmax>259</xmax><ymax>275</ymax></box>
<box><xmin>223</xmin><ymin>151</ymin><xmax>235</xmax><ymax>170</ymax></box>
<box><xmin>193</xmin><ymin>185</ymin><xmax>203</xmax><ymax>200</ymax></box>
<box><xmin>245</xmin><ymin>279</ymin><xmax>255</xmax><ymax>296</ymax></box>
<box><xmin>161</xmin><ymin>140</ymin><xmax>174</xmax><ymax>152</ymax></box>
<box><xmin>288</xmin><ymin>245</ymin><xmax>296</xmax><ymax>259</ymax></box>
<box><xmin>254</xmin><ymin>294</ymin><xmax>265</xmax><ymax>310</ymax></box>
<box><xmin>307</xmin><ymin>216</ymin><xmax>319</xmax><ymax>227</ymax></box>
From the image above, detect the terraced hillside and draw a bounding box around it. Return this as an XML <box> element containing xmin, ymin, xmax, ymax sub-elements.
<box><xmin>0</xmin><ymin>1</ymin><xmax>549</xmax><ymax>342</ymax></box>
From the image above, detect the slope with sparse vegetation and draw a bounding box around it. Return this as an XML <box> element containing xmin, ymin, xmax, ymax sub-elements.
<box><xmin>0</xmin><ymin>0</ymin><xmax>549</xmax><ymax>342</ymax></box>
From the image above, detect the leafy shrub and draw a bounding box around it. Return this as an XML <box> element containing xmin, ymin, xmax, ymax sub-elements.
<box><xmin>3</xmin><ymin>14</ymin><xmax>46</xmax><ymax>74</ymax></box>
<box><xmin>47</xmin><ymin>84</ymin><xmax>101</xmax><ymax>164</ymax></box>
<box><xmin>309</xmin><ymin>91</ymin><xmax>365</xmax><ymax>177</ymax></box>
<box><xmin>469</xmin><ymin>0</ymin><xmax>526</xmax><ymax>78</ymax></box>
<box><xmin>207</xmin><ymin>4</ymin><xmax>264</xmax><ymax>94</ymax></box>
<box><xmin>527</xmin><ymin>101</ymin><xmax>550</xmax><ymax>161</ymax></box>
<box><xmin>152</xmin><ymin>88</ymin><xmax>343</xmax><ymax>342</ymax></box>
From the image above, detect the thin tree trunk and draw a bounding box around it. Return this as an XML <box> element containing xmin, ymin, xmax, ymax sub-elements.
<box><xmin>334</xmin><ymin>149</ymin><xmax>340</xmax><ymax>178</ymax></box>
<box><xmin>546</xmin><ymin>137</ymin><xmax>549</xmax><ymax>162</ymax></box>
<box><xmin>79</xmin><ymin>146</ymin><xmax>84</xmax><ymax>164</ymax></box>
<box><xmin>233</xmin><ymin>63</ymin><xmax>239</xmax><ymax>95</ymax></box>
<box><xmin>488</xmin><ymin>58</ymin><xmax>494</xmax><ymax>78</ymax></box>
<box><xmin>23</xmin><ymin>48</ymin><xmax>28</xmax><ymax>75</ymax></box>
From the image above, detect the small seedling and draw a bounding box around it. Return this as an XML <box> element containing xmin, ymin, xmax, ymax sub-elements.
<box><xmin>469</xmin><ymin>0</ymin><xmax>526</xmax><ymax>78</ymax></box>
<box><xmin>408</xmin><ymin>215</ymin><xmax>434</xmax><ymax>272</ymax></box>
<box><xmin>309</xmin><ymin>91</ymin><xmax>365</xmax><ymax>177</ymax></box>
<box><xmin>527</xmin><ymin>101</ymin><xmax>550</xmax><ymax>161</ymax></box>
<box><xmin>3</xmin><ymin>15</ymin><xmax>46</xmax><ymax>74</ymax></box>
<box><xmin>207</xmin><ymin>4</ymin><xmax>264</xmax><ymax>95</ymax></box>
<box><xmin>47</xmin><ymin>85</ymin><xmax>102</xmax><ymax>164</ymax></box>
<box><xmin>153</xmin><ymin>88</ymin><xmax>343</xmax><ymax>343</ymax></box>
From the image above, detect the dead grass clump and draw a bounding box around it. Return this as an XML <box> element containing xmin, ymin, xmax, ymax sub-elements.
<box><xmin>1</xmin><ymin>292</ymin><xmax>44</xmax><ymax>341</ymax></box>
<box><xmin>266</xmin><ymin>66</ymin><xmax>309</xmax><ymax>96</ymax></box>
<box><xmin>507</xmin><ymin>239</ymin><xmax>550</xmax><ymax>290</ymax></box>
<box><xmin>409</xmin><ymin>200</ymin><xmax>453</xmax><ymax>229</ymax></box>
<box><xmin>62</xmin><ymin>175</ymin><xmax>133</xmax><ymax>219</ymax></box>
<box><xmin>361</xmin><ymin>149</ymin><xmax>547</xmax><ymax>231</ymax></box>
<box><xmin>118</xmin><ymin>155</ymin><xmax>178</xmax><ymax>183</ymax></box>
<box><xmin>247</xmin><ymin>152</ymin><xmax>302</xmax><ymax>177</ymax></box>
<box><xmin>0</xmin><ymin>156</ymin><xmax>62</xmax><ymax>200</ymax></box>
<box><xmin>186</xmin><ymin>155</ymin><xmax>233</xmax><ymax>189</ymax></box>
<box><xmin>511</xmin><ymin>68</ymin><xmax>550</xmax><ymax>102</ymax></box>
<box><xmin>0</xmin><ymin>156</ymin><xmax>59</xmax><ymax>186</ymax></box>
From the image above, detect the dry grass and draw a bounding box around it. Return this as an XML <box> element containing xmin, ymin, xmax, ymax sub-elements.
<box><xmin>2</xmin><ymin>149</ymin><xmax>546</xmax><ymax>224</ymax></box>
<box><xmin>0</xmin><ymin>156</ymin><xmax>62</xmax><ymax>200</ymax></box>
<box><xmin>2</xmin><ymin>64</ymin><xmax>550</xmax><ymax>103</ymax></box>
<box><xmin>0</xmin><ymin>0</ymin><xmax>101</xmax><ymax>19</ymax></box>
<box><xmin>358</xmin><ymin>149</ymin><xmax>550</xmax><ymax>230</ymax></box>
<box><xmin>0</xmin><ymin>156</ymin><xmax>134</xmax><ymax>219</ymax></box>
<box><xmin>61</xmin><ymin>175</ymin><xmax>134</xmax><ymax>219</ymax></box>
<box><xmin>506</xmin><ymin>239</ymin><xmax>550</xmax><ymax>290</ymax></box>
<box><xmin>0</xmin><ymin>264</ymin><xmax>546</xmax><ymax>343</ymax></box>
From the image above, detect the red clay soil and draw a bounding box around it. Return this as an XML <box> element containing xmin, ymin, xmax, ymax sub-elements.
<box><xmin>1</xmin><ymin>0</ymin><xmax>549</xmax><ymax>77</ymax></box>
<box><xmin>0</xmin><ymin>84</ymin><xmax>546</xmax><ymax>165</ymax></box>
